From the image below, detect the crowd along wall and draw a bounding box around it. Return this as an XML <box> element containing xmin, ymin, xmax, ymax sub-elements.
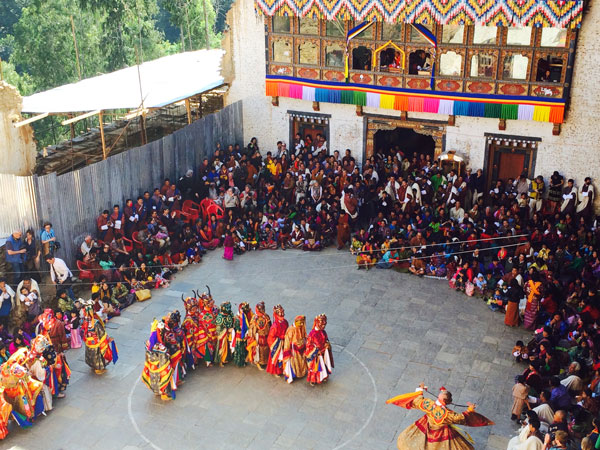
<box><xmin>0</xmin><ymin>101</ymin><xmax>243</xmax><ymax>268</ymax></box>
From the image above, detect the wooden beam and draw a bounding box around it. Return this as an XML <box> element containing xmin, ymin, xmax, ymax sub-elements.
<box><xmin>185</xmin><ymin>98</ymin><xmax>192</xmax><ymax>125</ymax></box>
<box><xmin>99</xmin><ymin>111</ymin><xmax>107</xmax><ymax>160</ymax></box>
<box><xmin>61</xmin><ymin>109</ymin><xmax>101</xmax><ymax>125</ymax></box>
<box><xmin>14</xmin><ymin>112</ymin><xmax>49</xmax><ymax>128</ymax></box>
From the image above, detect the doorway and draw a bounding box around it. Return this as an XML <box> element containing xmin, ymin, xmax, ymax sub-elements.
<box><xmin>374</xmin><ymin>127</ymin><xmax>435</xmax><ymax>160</ymax></box>
<box><xmin>485</xmin><ymin>136</ymin><xmax>538</xmax><ymax>189</ymax></box>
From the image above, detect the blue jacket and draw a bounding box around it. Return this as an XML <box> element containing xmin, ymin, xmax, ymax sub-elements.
<box><xmin>5</xmin><ymin>235</ymin><xmax>24</xmax><ymax>264</ymax></box>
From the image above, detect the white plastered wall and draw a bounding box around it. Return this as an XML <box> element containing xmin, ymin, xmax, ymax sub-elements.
<box><xmin>224</xmin><ymin>0</ymin><xmax>600</xmax><ymax>190</ymax></box>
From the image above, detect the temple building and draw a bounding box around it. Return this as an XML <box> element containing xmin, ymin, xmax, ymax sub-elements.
<box><xmin>222</xmin><ymin>0</ymin><xmax>599</xmax><ymax>190</ymax></box>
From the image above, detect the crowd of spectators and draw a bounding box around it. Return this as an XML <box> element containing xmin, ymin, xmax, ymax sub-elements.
<box><xmin>1</xmin><ymin>135</ymin><xmax>599</xmax><ymax>448</ymax></box>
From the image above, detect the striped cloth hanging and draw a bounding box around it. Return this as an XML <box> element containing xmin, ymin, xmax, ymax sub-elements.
<box><xmin>315</xmin><ymin>88</ymin><xmax>329</xmax><ymax>102</ymax></box>
<box><xmin>549</xmin><ymin>106</ymin><xmax>564</xmax><ymax>123</ymax></box>
<box><xmin>266</xmin><ymin>81</ymin><xmax>279</xmax><ymax>97</ymax></box>
<box><xmin>366</xmin><ymin>92</ymin><xmax>380</xmax><ymax>107</ymax></box>
<box><xmin>483</xmin><ymin>103</ymin><xmax>502</xmax><ymax>118</ymax></box>
<box><xmin>354</xmin><ymin>91</ymin><xmax>367</xmax><ymax>106</ymax></box>
<box><xmin>532</xmin><ymin>106</ymin><xmax>551</xmax><ymax>122</ymax></box>
<box><xmin>517</xmin><ymin>105</ymin><xmax>535</xmax><ymax>120</ymax></box>
<box><xmin>467</xmin><ymin>102</ymin><xmax>485</xmax><ymax>117</ymax></box>
<box><xmin>423</xmin><ymin>98</ymin><xmax>440</xmax><ymax>113</ymax></box>
<box><xmin>341</xmin><ymin>90</ymin><xmax>355</xmax><ymax>104</ymax></box>
<box><xmin>277</xmin><ymin>83</ymin><xmax>290</xmax><ymax>97</ymax></box>
<box><xmin>500</xmin><ymin>104</ymin><xmax>518</xmax><ymax>120</ymax></box>
<box><xmin>380</xmin><ymin>94</ymin><xmax>395</xmax><ymax>109</ymax></box>
<box><xmin>288</xmin><ymin>84</ymin><xmax>303</xmax><ymax>99</ymax></box>
<box><xmin>394</xmin><ymin>95</ymin><xmax>409</xmax><ymax>111</ymax></box>
<box><xmin>453</xmin><ymin>101</ymin><xmax>469</xmax><ymax>116</ymax></box>
<box><xmin>302</xmin><ymin>86</ymin><xmax>316</xmax><ymax>102</ymax></box>
<box><xmin>437</xmin><ymin>99</ymin><xmax>454</xmax><ymax>115</ymax></box>
<box><xmin>408</xmin><ymin>97</ymin><xmax>425</xmax><ymax>112</ymax></box>
<box><xmin>328</xmin><ymin>89</ymin><xmax>342</xmax><ymax>103</ymax></box>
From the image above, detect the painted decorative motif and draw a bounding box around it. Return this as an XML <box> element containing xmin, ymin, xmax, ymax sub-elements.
<box><xmin>271</xmin><ymin>65</ymin><xmax>293</xmax><ymax>75</ymax></box>
<box><xmin>297</xmin><ymin>68</ymin><xmax>319</xmax><ymax>79</ymax></box>
<box><xmin>323</xmin><ymin>71</ymin><xmax>345</xmax><ymax>81</ymax></box>
<box><xmin>533</xmin><ymin>85</ymin><xmax>562</xmax><ymax>97</ymax></box>
<box><xmin>499</xmin><ymin>84</ymin><xmax>527</xmax><ymax>95</ymax></box>
<box><xmin>378</xmin><ymin>76</ymin><xmax>402</xmax><ymax>87</ymax></box>
<box><xmin>351</xmin><ymin>73</ymin><xmax>373</xmax><ymax>84</ymax></box>
<box><xmin>407</xmin><ymin>78</ymin><xmax>431</xmax><ymax>89</ymax></box>
<box><xmin>436</xmin><ymin>80</ymin><xmax>461</xmax><ymax>92</ymax></box>
<box><xmin>467</xmin><ymin>82</ymin><xmax>493</xmax><ymax>94</ymax></box>
<box><xmin>255</xmin><ymin>0</ymin><xmax>583</xmax><ymax>28</ymax></box>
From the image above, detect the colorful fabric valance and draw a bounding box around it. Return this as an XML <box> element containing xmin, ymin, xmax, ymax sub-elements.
<box><xmin>266</xmin><ymin>76</ymin><xmax>565</xmax><ymax>123</ymax></box>
<box><xmin>255</xmin><ymin>0</ymin><xmax>583</xmax><ymax>28</ymax></box>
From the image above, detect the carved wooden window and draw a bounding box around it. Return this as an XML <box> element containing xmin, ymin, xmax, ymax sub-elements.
<box><xmin>439</xmin><ymin>51</ymin><xmax>462</xmax><ymax>76</ymax></box>
<box><xmin>507</xmin><ymin>27</ymin><xmax>532</xmax><ymax>46</ymax></box>
<box><xmin>325</xmin><ymin>43</ymin><xmax>344</xmax><ymax>67</ymax></box>
<box><xmin>273</xmin><ymin>16</ymin><xmax>291</xmax><ymax>33</ymax></box>
<box><xmin>441</xmin><ymin>25</ymin><xmax>464</xmax><ymax>44</ymax></box>
<box><xmin>535</xmin><ymin>55</ymin><xmax>564</xmax><ymax>82</ymax></box>
<box><xmin>502</xmin><ymin>54</ymin><xmax>529</xmax><ymax>80</ymax></box>
<box><xmin>408</xmin><ymin>50</ymin><xmax>432</xmax><ymax>74</ymax></box>
<box><xmin>273</xmin><ymin>39</ymin><xmax>292</xmax><ymax>63</ymax></box>
<box><xmin>473</xmin><ymin>26</ymin><xmax>497</xmax><ymax>45</ymax></box>
<box><xmin>470</xmin><ymin>53</ymin><xmax>495</xmax><ymax>78</ymax></box>
<box><xmin>326</xmin><ymin>20</ymin><xmax>345</xmax><ymax>37</ymax></box>
<box><xmin>352</xmin><ymin>46</ymin><xmax>372</xmax><ymax>70</ymax></box>
<box><xmin>541</xmin><ymin>28</ymin><xmax>567</xmax><ymax>47</ymax></box>
<box><xmin>382</xmin><ymin>23</ymin><xmax>403</xmax><ymax>40</ymax></box>
<box><xmin>299</xmin><ymin>18</ymin><xmax>319</xmax><ymax>35</ymax></box>
<box><xmin>299</xmin><ymin>41</ymin><xmax>319</xmax><ymax>65</ymax></box>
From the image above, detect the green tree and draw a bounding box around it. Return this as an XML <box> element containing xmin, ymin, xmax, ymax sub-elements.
<box><xmin>79</xmin><ymin>0</ymin><xmax>175</xmax><ymax>70</ymax></box>
<box><xmin>11</xmin><ymin>0</ymin><xmax>105</xmax><ymax>90</ymax></box>
<box><xmin>0</xmin><ymin>0</ymin><xmax>31</xmax><ymax>60</ymax></box>
<box><xmin>162</xmin><ymin>0</ymin><xmax>221</xmax><ymax>50</ymax></box>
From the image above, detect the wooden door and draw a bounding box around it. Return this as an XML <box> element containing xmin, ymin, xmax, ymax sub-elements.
<box><xmin>487</xmin><ymin>144</ymin><xmax>533</xmax><ymax>188</ymax></box>
<box><xmin>497</xmin><ymin>152</ymin><xmax>525</xmax><ymax>182</ymax></box>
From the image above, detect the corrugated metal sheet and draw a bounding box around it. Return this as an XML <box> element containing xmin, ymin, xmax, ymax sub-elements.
<box><xmin>0</xmin><ymin>174</ymin><xmax>39</xmax><ymax>239</ymax></box>
<box><xmin>0</xmin><ymin>102</ymin><xmax>243</xmax><ymax>266</ymax></box>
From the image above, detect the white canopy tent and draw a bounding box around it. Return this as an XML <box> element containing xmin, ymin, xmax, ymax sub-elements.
<box><xmin>22</xmin><ymin>49</ymin><xmax>225</xmax><ymax>113</ymax></box>
<box><xmin>19</xmin><ymin>49</ymin><xmax>225</xmax><ymax>159</ymax></box>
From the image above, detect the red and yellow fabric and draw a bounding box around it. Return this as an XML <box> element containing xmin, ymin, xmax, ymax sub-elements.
<box><xmin>0</xmin><ymin>388</ymin><xmax>12</xmax><ymax>440</ymax></box>
<box><xmin>387</xmin><ymin>391</ymin><xmax>494</xmax><ymax>450</ymax></box>
<box><xmin>141</xmin><ymin>356</ymin><xmax>173</xmax><ymax>395</ymax></box>
<box><xmin>85</xmin><ymin>332</ymin><xmax>114</xmax><ymax>365</ymax></box>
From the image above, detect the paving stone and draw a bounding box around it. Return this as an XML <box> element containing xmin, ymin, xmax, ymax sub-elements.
<box><xmin>3</xmin><ymin>249</ymin><xmax>530</xmax><ymax>449</ymax></box>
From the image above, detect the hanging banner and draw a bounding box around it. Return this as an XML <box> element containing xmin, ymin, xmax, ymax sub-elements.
<box><xmin>410</xmin><ymin>23</ymin><xmax>437</xmax><ymax>91</ymax></box>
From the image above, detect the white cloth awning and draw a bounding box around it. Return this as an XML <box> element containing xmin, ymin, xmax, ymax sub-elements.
<box><xmin>22</xmin><ymin>49</ymin><xmax>225</xmax><ymax>114</ymax></box>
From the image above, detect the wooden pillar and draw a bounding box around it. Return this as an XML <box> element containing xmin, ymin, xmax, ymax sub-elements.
<box><xmin>140</xmin><ymin>112</ymin><xmax>147</xmax><ymax>145</ymax></box>
<box><xmin>99</xmin><ymin>111</ymin><xmax>107</xmax><ymax>159</ymax></box>
<box><xmin>68</xmin><ymin>113</ymin><xmax>75</xmax><ymax>139</ymax></box>
<box><xmin>185</xmin><ymin>98</ymin><xmax>192</xmax><ymax>125</ymax></box>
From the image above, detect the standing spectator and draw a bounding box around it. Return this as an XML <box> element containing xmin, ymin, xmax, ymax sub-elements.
<box><xmin>23</xmin><ymin>229</ymin><xmax>41</xmax><ymax>282</ymax></box>
<box><xmin>45</xmin><ymin>254</ymin><xmax>75</xmax><ymax>299</ymax></box>
<box><xmin>6</xmin><ymin>230</ymin><xmax>27</xmax><ymax>284</ymax></box>
<box><xmin>40</xmin><ymin>222</ymin><xmax>57</xmax><ymax>256</ymax></box>
<box><xmin>0</xmin><ymin>278</ymin><xmax>15</xmax><ymax>327</ymax></box>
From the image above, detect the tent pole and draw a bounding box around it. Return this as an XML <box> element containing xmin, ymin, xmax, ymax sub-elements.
<box><xmin>99</xmin><ymin>111</ymin><xmax>107</xmax><ymax>159</ymax></box>
<box><xmin>185</xmin><ymin>98</ymin><xmax>192</xmax><ymax>124</ymax></box>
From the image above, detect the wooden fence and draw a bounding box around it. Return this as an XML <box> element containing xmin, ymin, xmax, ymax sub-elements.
<box><xmin>0</xmin><ymin>101</ymin><xmax>243</xmax><ymax>269</ymax></box>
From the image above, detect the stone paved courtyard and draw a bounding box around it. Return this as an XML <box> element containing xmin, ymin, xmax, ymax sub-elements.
<box><xmin>4</xmin><ymin>248</ymin><xmax>529</xmax><ymax>450</ymax></box>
